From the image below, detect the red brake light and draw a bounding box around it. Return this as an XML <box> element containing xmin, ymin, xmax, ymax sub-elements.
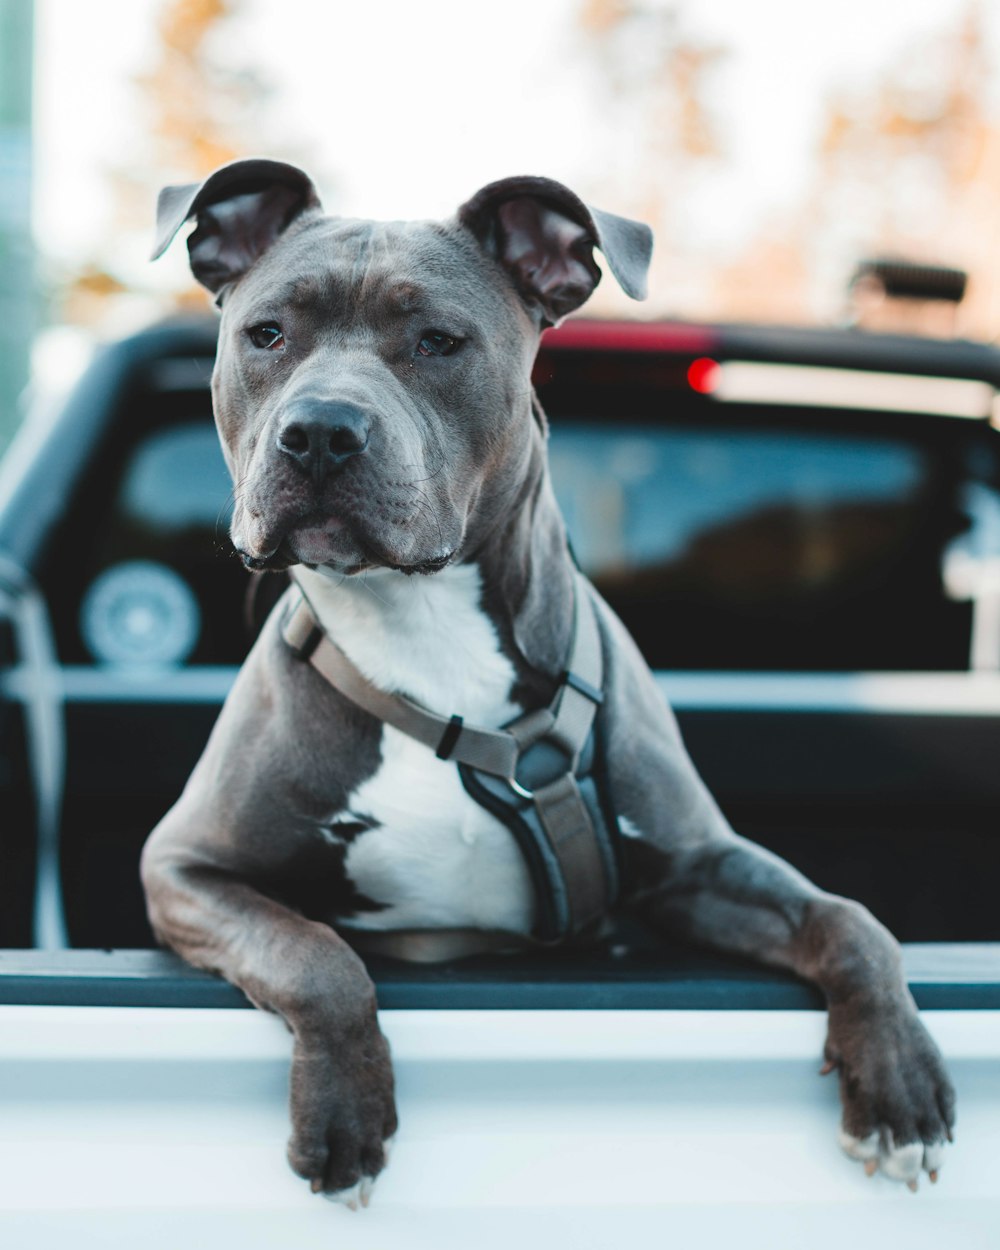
<box><xmin>687</xmin><ymin>357</ymin><xmax>721</xmax><ymax>394</ymax></box>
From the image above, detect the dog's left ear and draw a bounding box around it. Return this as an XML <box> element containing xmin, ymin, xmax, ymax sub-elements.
<box><xmin>458</xmin><ymin>176</ymin><xmax>653</xmax><ymax>326</ymax></box>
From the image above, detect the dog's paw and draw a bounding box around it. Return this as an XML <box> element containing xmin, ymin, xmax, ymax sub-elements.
<box><xmin>823</xmin><ymin>998</ymin><xmax>955</xmax><ymax>1192</ymax></box>
<box><xmin>286</xmin><ymin>1020</ymin><xmax>398</xmax><ymax>1202</ymax></box>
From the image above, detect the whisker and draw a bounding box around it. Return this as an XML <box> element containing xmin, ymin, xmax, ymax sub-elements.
<box><xmin>360</xmin><ymin>569</ymin><xmax>390</xmax><ymax>607</ymax></box>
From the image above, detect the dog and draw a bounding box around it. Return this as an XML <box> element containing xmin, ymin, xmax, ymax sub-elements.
<box><xmin>141</xmin><ymin>158</ymin><xmax>954</xmax><ymax>1205</ymax></box>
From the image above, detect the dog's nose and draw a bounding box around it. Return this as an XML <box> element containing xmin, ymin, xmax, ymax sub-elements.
<box><xmin>276</xmin><ymin>401</ymin><xmax>370</xmax><ymax>482</ymax></box>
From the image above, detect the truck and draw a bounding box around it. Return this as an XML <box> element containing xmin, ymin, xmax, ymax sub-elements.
<box><xmin>1</xmin><ymin>315</ymin><xmax>998</xmax><ymax>1247</ymax></box>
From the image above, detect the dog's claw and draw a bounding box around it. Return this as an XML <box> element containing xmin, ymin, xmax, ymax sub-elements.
<box><xmin>907</xmin><ymin>1179</ymin><xmax>919</xmax><ymax>1194</ymax></box>
<box><xmin>864</xmin><ymin>1158</ymin><xmax>879</xmax><ymax>1177</ymax></box>
<box><xmin>819</xmin><ymin>1060</ymin><xmax>836</xmax><ymax>1076</ymax></box>
<box><xmin>929</xmin><ymin>1170</ymin><xmax>939</xmax><ymax>1184</ymax></box>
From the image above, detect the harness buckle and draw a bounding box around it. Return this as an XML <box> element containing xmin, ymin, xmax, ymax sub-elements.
<box><xmin>505</xmin><ymin>775</ymin><xmax>535</xmax><ymax>801</ymax></box>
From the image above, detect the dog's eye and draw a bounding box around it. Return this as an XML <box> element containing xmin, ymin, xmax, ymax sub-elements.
<box><xmin>248</xmin><ymin>323</ymin><xmax>285</xmax><ymax>351</ymax></box>
<box><xmin>416</xmin><ymin>331</ymin><xmax>459</xmax><ymax>358</ymax></box>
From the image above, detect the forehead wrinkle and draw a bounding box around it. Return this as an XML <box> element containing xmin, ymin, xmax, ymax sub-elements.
<box><xmin>349</xmin><ymin>221</ymin><xmax>376</xmax><ymax>294</ymax></box>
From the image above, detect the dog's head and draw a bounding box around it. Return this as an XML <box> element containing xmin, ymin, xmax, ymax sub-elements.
<box><xmin>154</xmin><ymin>159</ymin><xmax>652</xmax><ymax>575</ymax></box>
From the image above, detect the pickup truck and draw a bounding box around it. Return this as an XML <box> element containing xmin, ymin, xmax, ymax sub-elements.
<box><xmin>1</xmin><ymin>316</ymin><xmax>998</xmax><ymax>1247</ymax></box>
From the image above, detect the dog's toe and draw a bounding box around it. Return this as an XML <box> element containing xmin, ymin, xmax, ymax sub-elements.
<box><xmin>924</xmin><ymin>1140</ymin><xmax>945</xmax><ymax>1179</ymax></box>
<box><xmin>839</xmin><ymin>1127</ymin><xmax>949</xmax><ymax>1187</ymax></box>
<box><xmin>324</xmin><ymin>1179</ymin><xmax>364</xmax><ymax>1211</ymax></box>
<box><xmin>839</xmin><ymin>1128</ymin><xmax>880</xmax><ymax>1165</ymax></box>
<box><xmin>879</xmin><ymin>1137</ymin><xmax>924</xmax><ymax>1183</ymax></box>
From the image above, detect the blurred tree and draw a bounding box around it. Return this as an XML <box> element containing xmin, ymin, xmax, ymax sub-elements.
<box><xmin>574</xmin><ymin>0</ymin><xmax>728</xmax><ymax>315</ymax></box>
<box><xmin>144</xmin><ymin>0</ymin><xmax>247</xmax><ymax>178</ymax></box>
<box><xmin>713</xmin><ymin>2</ymin><xmax>1000</xmax><ymax>333</ymax></box>
<box><xmin>810</xmin><ymin>2</ymin><xmax>1000</xmax><ymax>333</ymax></box>
<box><xmin>59</xmin><ymin>0</ymin><xmax>274</xmax><ymax>327</ymax></box>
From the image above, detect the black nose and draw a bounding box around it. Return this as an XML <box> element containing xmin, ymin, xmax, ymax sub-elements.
<box><xmin>275</xmin><ymin>400</ymin><xmax>370</xmax><ymax>482</ymax></box>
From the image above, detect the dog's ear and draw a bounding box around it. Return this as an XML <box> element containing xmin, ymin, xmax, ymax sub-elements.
<box><xmin>151</xmin><ymin>158</ymin><xmax>322</xmax><ymax>295</ymax></box>
<box><xmin>458</xmin><ymin>176</ymin><xmax>653</xmax><ymax>326</ymax></box>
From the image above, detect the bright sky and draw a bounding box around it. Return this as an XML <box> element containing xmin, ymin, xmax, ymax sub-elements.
<box><xmin>32</xmin><ymin>0</ymin><xmax>1000</xmax><ymax>302</ymax></box>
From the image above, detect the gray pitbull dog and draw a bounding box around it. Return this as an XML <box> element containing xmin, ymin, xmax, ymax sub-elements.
<box><xmin>142</xmin><ymin>158</ymin><xmax>954</xmax><ymax>1205</ymax></box>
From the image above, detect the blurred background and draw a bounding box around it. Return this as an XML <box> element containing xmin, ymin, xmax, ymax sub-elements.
<box><xmin>4</xmin><ymin>0</ymin><xmax>1000</xmax><ymax>450</ymax></box>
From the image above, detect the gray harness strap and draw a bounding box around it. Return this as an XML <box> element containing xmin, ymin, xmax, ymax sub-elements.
<box><xmin>281</xmin><ymin>571</ymin><xmax>619</xmax><ymax>945</ymax></box>
<box><xmin>283</xmin><ymin>599</ymin><xmax>520</xmax><ymax>777</ymax></box>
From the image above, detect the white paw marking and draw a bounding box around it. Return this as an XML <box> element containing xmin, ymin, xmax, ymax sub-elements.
<box><xmin>839</xmin><ymin>1127</ymin><xmax>947</xmax><ymax>1182</ymax></box>
<box><xmin>317</xmin><ymin>1134</ymin><xmax>394</xmax><ymax>1207</ymax></box>
<box><xmin>839</xmin><ymin>1129</ymin><xmax>879</xmax><ymax>1162</ymax></box>
<box><xmin>879</xmin><ymin>1138</ymin><xmax>924</xmax><ymax>1183</ymax></box>
<box><xmin>323</xmin><ymin>1168</ymin><xmax>382</xmax><ymax>1211</ymax></box>
<box><xmin>324</xmin><ymin>1179</ymin><xmax>363</xmax><ymax>1211</ymax></box>
<box><xmin>923</xmin><ymin>1141</ymin><xmax>945</xmax><ymax>1173</ymax></box>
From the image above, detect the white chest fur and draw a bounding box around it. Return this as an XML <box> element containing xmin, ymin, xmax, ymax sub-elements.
<box><xmin>295</xmin><ymin>564</ymin><xmax>535</xmax><ymax>933</ymax></box>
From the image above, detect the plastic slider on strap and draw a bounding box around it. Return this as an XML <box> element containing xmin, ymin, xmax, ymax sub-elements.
<box><xmin>291</xmin><ymin>625</ymin><xmax>323</xmax><ymax>663</ymax></box>
<box><xmin>283</xmin><ymin>600</ymin><xmax>324</xmax><ymax>663</ymax></box>
<box><xmin>436</xmin><ymin>714</ymin><xmax>464</xmax><ymax>760</ymax></box>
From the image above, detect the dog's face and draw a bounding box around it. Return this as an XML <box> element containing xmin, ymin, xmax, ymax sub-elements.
<box><xmin>153</xmin><ymin>161</ymin><xmax>652</xmax><ymax>574</ymax></box>
<box><xmin>213</xmin><ymin>216</ymin><xmax>539</xmax><ymax>575</ymax></box>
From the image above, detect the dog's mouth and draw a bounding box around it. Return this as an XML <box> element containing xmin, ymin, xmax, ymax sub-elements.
<box><xmin>380</xmin><ymin>549</ymin><xmax>456</xmax><ymax>576</ymax></box>
<box><xmin>236</xmin><ymin>544</ymin><xmax>295</xmax><ymax>573</ymax></box>
<box><xmin>233</xmin><ymin>483</ymin><xmax>466</xmax><ymax>577</ymax></box>
<box><xmin>236</xmin><ymin>528</ymin><xmax>457</xmax><ymax>578</ymax></box>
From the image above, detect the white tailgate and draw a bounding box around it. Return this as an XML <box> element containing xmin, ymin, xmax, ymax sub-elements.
<box><xmin>0</xmin><ymin>1006</ymin><xmax>998</xmax><ymax>1249</ymax></box>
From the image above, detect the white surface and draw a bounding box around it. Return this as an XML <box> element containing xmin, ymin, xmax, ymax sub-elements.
<box><xmin>0</xmin><ymin>1007</ymin><xmax>998</xmax><ymax>1249</ymax></box>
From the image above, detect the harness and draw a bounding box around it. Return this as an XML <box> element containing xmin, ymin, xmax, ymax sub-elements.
<box><xmin>281</xmin><ymin>571</ymin><xmax>620</xmax><ymax>953</ymax></box>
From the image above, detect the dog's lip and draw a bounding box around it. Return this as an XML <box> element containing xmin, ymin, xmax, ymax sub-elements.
<box><xmin>319</xmin><ymin>546</ymin><xmax>456</xmax><ymax>577</ymax></box>
<box><xmin>384</xmin><ymin>549</ymin><xmax>455</xmax><ymax>575</ymax></box>
<box><xmin>236</xmin><ymin>509</ymin><xmax>458</xmax><ymax>576</ymax></box>
<box><xmin>237</xmin><ymin>536</ymin><xmax>455</xmax><ymax>578</ymax></box>
<box><xmin>288</xmin><ymin>510</ymin><xmax>457</xmax><ymax>575</ymax></box>
<box><xmin>236</xmin><ymin>541</ymin><xmax>295</xmax><ymax>572</ymax></box>
<box><xmin>241</xmin><ymin>512</ymin><xmax>361</xmax><ymax>571</ymax></box>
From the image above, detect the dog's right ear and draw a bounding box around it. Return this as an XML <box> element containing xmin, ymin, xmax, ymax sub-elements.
<box><xmin>151</xmin><ymin>158</ymin><xmax>322</xmax><ymax>295</ymax></box>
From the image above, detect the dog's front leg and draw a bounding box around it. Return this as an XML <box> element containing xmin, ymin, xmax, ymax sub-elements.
<box><xmin>625</xmin><ymin>829</ymin><xmax>954</xmax><ymax>1187</ymax></box>
<box><xmin>141</xmin><ymin>822</ymin><xmax>397</xmax><ymax>1205</ymax></box>
<box><xmin>596</xmin><ymin>600</ymin><xmax>955</xmax><ymax>1188</ymax></box>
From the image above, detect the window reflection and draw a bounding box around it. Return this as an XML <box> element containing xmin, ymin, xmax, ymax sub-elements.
<box><xmin>549</xmin><ymin>422</ymin><xmax>970</xmax><ymax>671</ymax></box>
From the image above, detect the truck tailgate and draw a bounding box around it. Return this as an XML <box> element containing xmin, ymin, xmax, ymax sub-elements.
<box><xmin>0</xmin><ymin>948</ymin><xmax>998</xmax><ymax>1248</ymax></box>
